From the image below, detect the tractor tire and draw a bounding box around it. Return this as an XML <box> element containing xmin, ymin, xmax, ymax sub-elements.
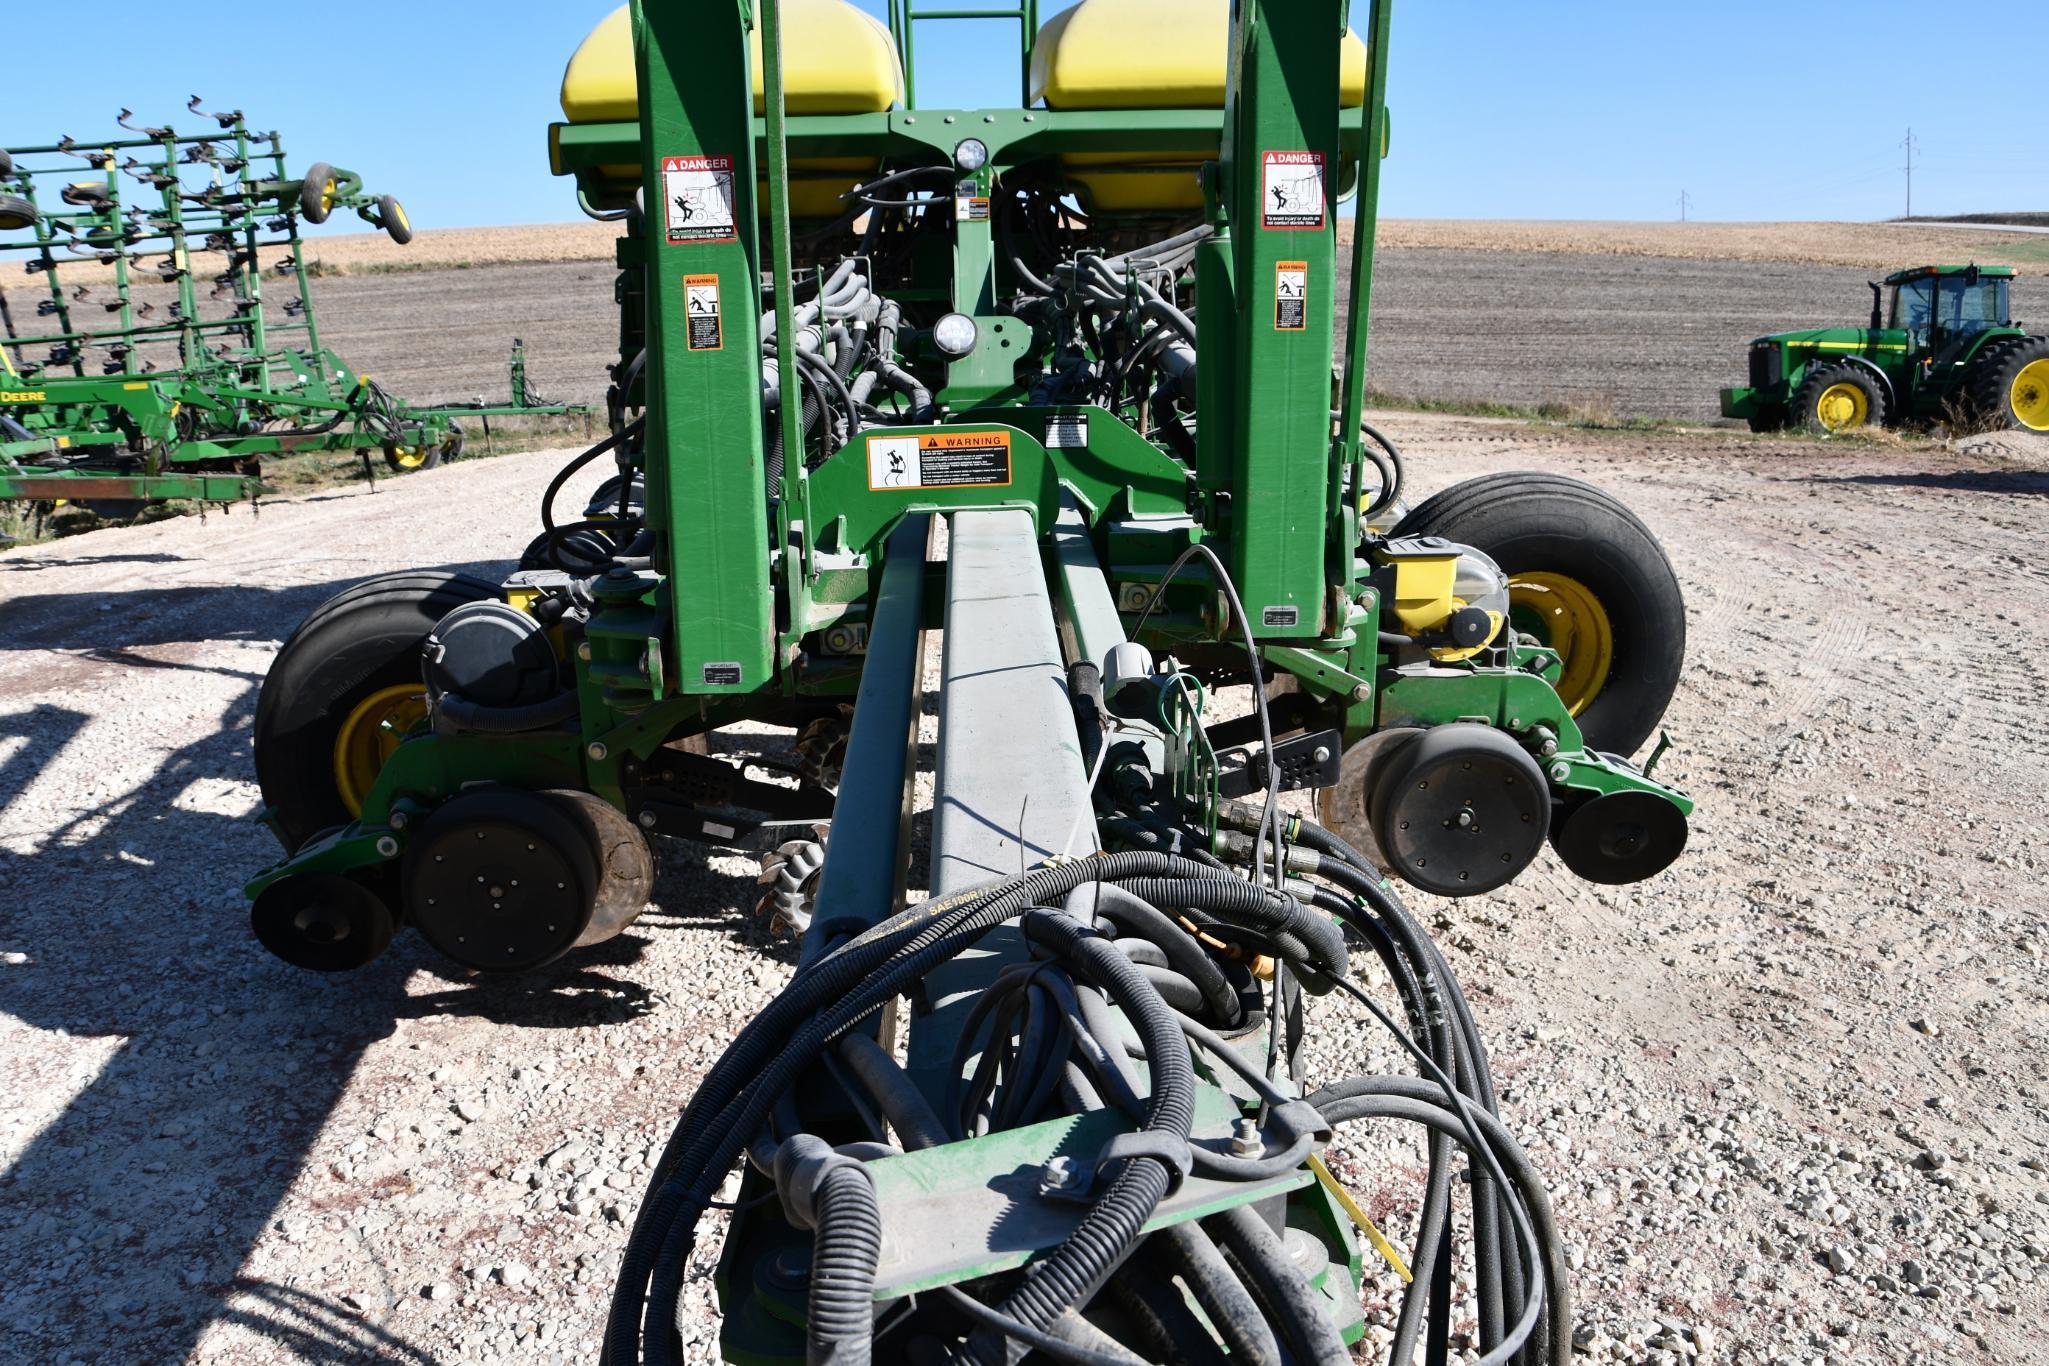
<box><xmin>0</xmin><ymin>194</ymin><xmax>39</xmax><ymax>231</ymax></box>
<box><xmin>254</xmin><ymin>571</ymin><xmax>500</xmax><ymax>850</ymax></box>
<box><xmin>299</xmin><ymin>162</ymin><xmax>337</xmax><ymax>224</ymax></box>
<box><xmin>1394</xmin><ymin>472</ymin><xmax>1685</xmax><ymax>758</ymax></box>
<box><xmin>1791</xmin><ymin>363</ymin><xmax>1886</xmax><ymax>434</ymax></box>
<box><xmin>1746</xmin><ymin>407</ymin><xmax>1787</xmax><ymax>434</ymax></box>
<box><xmin>377</xmin><ymin>194</ymin><xmax>413</xmax><ymax>246</ymax></box>
<box><xmin>1968</xmin><ymin>336</ymin><xmax>2049</xmax><ymax>434</ymax></box>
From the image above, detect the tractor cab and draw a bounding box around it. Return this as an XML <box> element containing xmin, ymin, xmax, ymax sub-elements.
<box><xmin>1886</xmin><ymin>265</ymin><xmax>2012</xmax><ymax>352</ymax></box>
<box><xmin>1720</xmin><ymin>263</ymin><xmax>2041</xmax><ymax>434</ymax></box>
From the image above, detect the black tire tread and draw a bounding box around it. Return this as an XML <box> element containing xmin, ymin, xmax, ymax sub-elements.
<box><xmin>1791</xmin><ymin>363</ymin><xmax>1887</xmax><ymax>432</ymax></box>
<box><xmin>254</xmin><ymin>572</ymin><xmax>498</xmax><ymax>846</ymax></box>
<box><xmin>1967</xmin><ymin>335</ymin><xmax>2049</xmax><ymax>431</ymax></box>
<box><xmin>1393</xmin><ymin>471</ymin><xmax>1685</xmax><ymax>757</ymax></box>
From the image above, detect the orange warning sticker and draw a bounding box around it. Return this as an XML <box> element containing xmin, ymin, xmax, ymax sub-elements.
<box><xmin>684</xmin><ymin>274</ymin><xmax>723</xmax><ymax>351</ymax></box>
<box><xmin>1275</xmin><ymin>261</ymin><xmax>1308</xmax><ymax>331</ymax></box>
<box><xmin>866</xmin><ymin>429</ymin><xmax>1013</xmax><ymax>491</ymax></box>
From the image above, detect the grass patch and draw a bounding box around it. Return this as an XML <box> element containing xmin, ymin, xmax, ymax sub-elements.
<box><xmin>1361</xmin><ymin>387</ymin><xmax>1680</xmax><ymax>431</ymax></box>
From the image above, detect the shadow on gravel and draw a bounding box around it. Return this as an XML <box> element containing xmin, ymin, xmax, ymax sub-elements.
<box><xmin>1801</xmin><ymin>468</ymin><xmax>2049</xmax><ymax>495</ymax></box>
<box><xmin>0</xmin><ymin>552</ymin><xmax>193</xmax><ymax>573</ymax></box>
<box><xmin>0</xmin><ymin>557</ymin><xmax>564</xmax><ymax>1361</ymax></box>
<box><xmin>215</xmin><ymin>1279</ymin><xmax>445</xmax><ymax>1363</ymax></box>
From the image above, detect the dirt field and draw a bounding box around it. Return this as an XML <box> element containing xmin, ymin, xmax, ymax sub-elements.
<box><xmin>2</xmin><ymin>415</ymin><xmax>2044</xmax><ymax>1363</ymax></box>
<box><xmin>268</xmin><ymin>217</ymin><xmax>2049</xmax><ymax>279</ymax></box>
<box><xmin>291</xmin><ymin>248</ymin><xmax>1971</xmax><ymax>423</ymax></box>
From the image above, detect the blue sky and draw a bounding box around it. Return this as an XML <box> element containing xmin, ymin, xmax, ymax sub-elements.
<box><xmin>16</xmin><ymin>1</ymin><xmax>2043</xmax><ymax>234</ymax></box>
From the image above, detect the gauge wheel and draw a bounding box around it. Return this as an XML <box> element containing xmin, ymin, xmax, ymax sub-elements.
<box><xmin>0</xmin><ymin>193</ymin><xmax>37</xmax><ymax>231</ymax></box>
<box><xmin>1394</xmin><ymin>471</ymin><xmax>1685</xmax><ymax>758</ymax></box>
<box><xmin>377</xmin><ymin>194</ymin><xmax>413</xmax><ymax>245</ymax></box>
<box><xmin>383</xmin><ymin>436</ymin><xmax>443</xmax><ymax>472</ymax></box>
<box><xmin>254</xmin><ymin>571</ymin><xmax>499</xmax><ymax>849</ymax></box>
<box><xmin>299</xmin><ymin>162</ymin><xmax>338</xmax><ymax>223</ymax></box>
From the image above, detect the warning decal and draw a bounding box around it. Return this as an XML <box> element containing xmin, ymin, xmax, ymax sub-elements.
<box><xmin>1261</xmin><ymin>150</ymin><xmax>1326</xmax><ymax>230</ymax></box>
<box><xmin>866</xmin><ymin>430</ymin><xmax>1013</xmax><ymax>491</ymax></box>
<box><xmin>1274</xmin><ymin>261</ymin><xmax>1308</xmax><ymax>331</ymax></box>
<box><xmin>955</xmin><ymin>179</ymin><xmax>990</xmax><ymax>223</ymax></box>
<box><xmin>684</xmin><ymin>274</ymin><xmax>723</xmax><ymax>351</ymax></box>
<box><xmin>662</xmin><ymin>154</ymin><xmax>738</xmax><ymax>244</ymax></box>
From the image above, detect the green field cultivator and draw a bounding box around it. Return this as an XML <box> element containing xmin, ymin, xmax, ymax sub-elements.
<box><xmin>0</xmin><ymin>101</ymin><xmax>584</xmax><ymax>517</ymax></box>
<box><xmin>243</xmin><ymin>2</ymin><xmax>1698</xmax><ymax>1361</ymax></box>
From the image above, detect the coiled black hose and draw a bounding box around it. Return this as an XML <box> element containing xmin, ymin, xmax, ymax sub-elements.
<box><xmin>1153</xmin><ymin>1220</ymin><xmax>1282</xmax><ymax>1366</ymax></box>
<box><xmin>1209</xmin><ymin>1204</ymin><xmax>1351</xmax><ymax>1366</ymax></box>
<box><xmin>948</xmin><ymin>910</ymin><xmax>1197</xmax><ymax>1365</ymax></box>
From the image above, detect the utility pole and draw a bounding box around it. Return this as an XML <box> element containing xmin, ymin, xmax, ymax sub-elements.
<box><xmin>1901</xmin><ymin>128</ymin><xmax>1918</xmax><ymax>218</ymax></box>
<box><xmin>1676</xmin><ymin>189</ymin><xmax>1690</xmax><ymax>223</ymax></box>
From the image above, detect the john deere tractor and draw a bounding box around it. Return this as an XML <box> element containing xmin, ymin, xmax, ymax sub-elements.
<box><xmin>1721</xmin><ymin>264</ymin><xmax>2048</xmax><ymax>435</ymax></box>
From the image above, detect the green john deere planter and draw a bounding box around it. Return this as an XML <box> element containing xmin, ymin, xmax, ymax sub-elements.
<box><xmin>1721</xmin><ymin>264</ymin><xmax>2048</xmax><ymax>435</ymax></box>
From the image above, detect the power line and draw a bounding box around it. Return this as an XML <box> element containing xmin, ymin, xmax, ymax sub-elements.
<box><xmin>1676</xmin><ymin>189</ymin><xmax>1691</xmax><ymax>223</ymax></box>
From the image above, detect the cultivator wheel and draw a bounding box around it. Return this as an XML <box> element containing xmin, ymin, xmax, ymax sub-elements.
<box><xmin>299</xmin><ymin>161</ymin><xmax>337</xmax><ymax>223</ymax></box>
<box><xmin>382</xmin><ymin>423</ymin><xmax>461</xmax><ymax>472</ymax></box>
<box><xmin>1793</xmin><ymin>363</ymin><xmax>1886</xmax><ymax>434</ymax></box>
<box><xmin>1395</xmin><ymin>471</ymin><xmax>1685</xmax><ymax>757</ymax></box>
<box><xmin>375</xmin><ymin>194</ymin><xmax>413</xmax><ymax>245</ymax></box>
<box><xmin>254</xmin><ymin>570</ymin><xmax>499</xmax><ymax>848</ymax></box>
<box><xmin>0</xmin><ymin>194</ymin><xmax>35</xmax><ymax>231</ymax></box>
<box><xmin>250</xmin><ymin>871</ymin><xmax>396</xmax><ymax>972</ymax></box>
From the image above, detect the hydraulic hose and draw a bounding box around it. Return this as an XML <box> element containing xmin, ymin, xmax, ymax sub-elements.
<box><xmin>1066</xmin><ymin>882</ymin><xmax>1244</xmax><ymax>1027</ymax></box>
<box><xmin>832</xmin><ymin>1032</ymin><xmax>949</xmax><ymax>1152</ymax></box>
<box><xmin>1208</xmin><ymin>1204</ymin><xmax>1350</xmax><ymax>1366</ymax></box>
<box><xmin>1153</xmin><ymin>1221</ymin><xmax>1282</xmax><ymax>1366</ymax></box>
<box><xmin>771</xmin><ymin>1135</ymin><xmax>882</xmax><ymax>1366</ymax></box>
<box><xmin>950</xmin><ymin>910</ymin><xmax>1198</xmax><ymax>1365</ymax></box>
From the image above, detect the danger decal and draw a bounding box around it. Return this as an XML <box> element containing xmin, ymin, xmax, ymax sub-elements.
<box><xmin>662</xmin><ymin>154</ymin><xmax>738</xmax><ymax>245</ymax></box>
<box><xmin>866</xmin><ymin>430</ymin><xmax>1013</xmax><ymax>491</ymax></box>
<box><xmin>1261</xmin><ymin>150</ymin><xmax>1326</xmax><ymax>230</ymax></box>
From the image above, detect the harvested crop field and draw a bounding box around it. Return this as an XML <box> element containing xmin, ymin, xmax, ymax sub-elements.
<box><xmin>299</xmin><ymin>246</ymin><xmax>2039</xmax><ymax>424</ymax></box>
<box><xmin>274</xmin><ymin>217</ymin><xmax>2049</xmax><ymax>279</ymax></box>
<box><xmin>2</xmin><ymin>415</ymin><xmax>2045</xmax><ymax>1364</ymax></box>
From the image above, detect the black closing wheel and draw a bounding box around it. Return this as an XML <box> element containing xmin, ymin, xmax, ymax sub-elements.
<box><xmin>401</xmin><ymin>790</ymin><xmax>601</xmax><ymax>972</ymax></box>
<box><xmin>299</xmin><ymin>161</ymin><xmax>337</xmax><ymax>223</ymax></box>
<box><xmin>1368</xmin><ymin>724</ymin><xmax>1550</xmax><ymax>897</ymax></box>
<box><xmin>251</xmin><ymin>873</ymin><xmax>397</xmax><ymax>972</ymax></box>
<box><xmin>1394</xmin><ymin>472</ymin><xmax>1686</xmax><ymax>758</ymax></box>
<box><xmin>1551</xmin><ymin>789</ymin><xmax>1689</xmax><ymax>885</ymax></box>
<box><xmin>254</xmin><ymin>571</ymin><xmax>500</xmax><ymax>850</ymax></box>
<box><xmin>376</xmin><ymin>194</ymin><xmax>414</xmax><ymax>245</ymax></box>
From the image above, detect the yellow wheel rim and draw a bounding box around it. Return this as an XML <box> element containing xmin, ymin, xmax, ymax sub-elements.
<box><xmin>1813</xmin><ymin>382</ymin><xmax>1869</xmax><ymax>431</ymax></box>
<box><xmin>320</xmin><ymin>178</ymin><xmax>337</xmax><ymax>214</ymax></box>
<box><xmin>332</xmin><ymin>683</ymin><xmax>428</xmax><ymax>816</ymax></box>
<box><xmin>389</xmin><ymin>444</ymin><xmax>427</xmax><ymax>469</ymax></box>
<box><xmin>1508</xmin><ymin>572</ymin><xmax>1614</xmax><ymax>715</ymax></box>
<box><xmin>2011</xmin><ymin>358</ymin><xmax>2049</xmax><ymax>432</ymax></box>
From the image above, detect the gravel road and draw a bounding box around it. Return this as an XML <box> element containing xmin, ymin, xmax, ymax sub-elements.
<box><xmin>2</xmin><ymin>418</ymin><xmax>2046</xmax><ymax>1364</ymax></box>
